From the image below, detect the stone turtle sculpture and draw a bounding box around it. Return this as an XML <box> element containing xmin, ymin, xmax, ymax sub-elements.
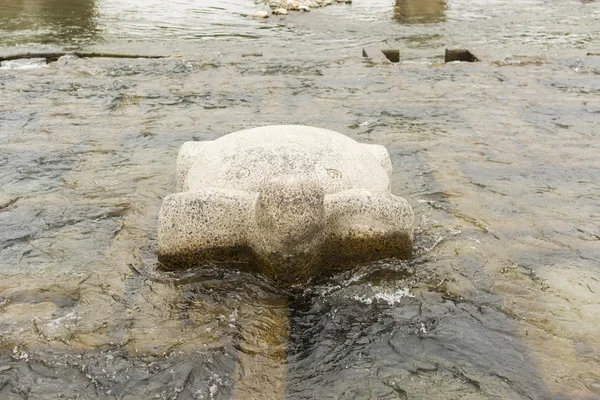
<box><xmin>158</xmin><ymin>125</ymin><xmax>413</xmax><ymax>285</ymax></box>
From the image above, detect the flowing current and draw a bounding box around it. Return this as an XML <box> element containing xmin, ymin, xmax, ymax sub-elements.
<box><xmin>0</xmin><ymin>0</ymin><xmax>599</xmax><ymax>399</ymax></box>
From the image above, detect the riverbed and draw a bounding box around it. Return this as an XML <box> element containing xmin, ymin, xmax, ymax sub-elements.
<box><xmin>1</xmin><ymin>1</ymin><xmax>599</xmax><ymax>399</ymax></box>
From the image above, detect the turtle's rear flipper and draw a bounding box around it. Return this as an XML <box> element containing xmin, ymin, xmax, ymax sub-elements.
<box><xmin>176</xmin><ymin>141</ymin><xmax>212</xmax><ymax>192</ymax></box>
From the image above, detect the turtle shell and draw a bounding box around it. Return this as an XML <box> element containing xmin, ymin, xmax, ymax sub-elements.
<box><xmin>186</xmin><ymin>125</ymin><xmax>390</xmax><ymax>194</ymax></box>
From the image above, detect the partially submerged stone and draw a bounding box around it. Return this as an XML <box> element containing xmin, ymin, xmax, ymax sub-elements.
<box><xmin>251</xmin><ymin>11</ymin><xmax>269</xmax><ymax>18</ymax></box>
<box><xmin>362</xmin><ymin>46</ymin><xmax>400</xmax><ymax>64</ymax></box>
<box><xmin>158</xmin><ymin>125</ymin><xmax>413</xmax><ymax>285</ymax></box>
<box><xmin>444</xmin><ymin>48</ymin><xmax>490</xmax><ymax>63</ymax></box>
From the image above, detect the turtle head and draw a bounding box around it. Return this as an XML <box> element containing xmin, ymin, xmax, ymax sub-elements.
<box><xmin>252</xmin><ymin>175</ymin><xmax>326</xmax><ymax>279</ymax></box>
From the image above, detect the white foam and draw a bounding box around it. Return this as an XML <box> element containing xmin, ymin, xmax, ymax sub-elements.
<box><xmin>352</xmin><ymin>287</ymin><xmax>414</xmax><ymax>305</ymax></box>
<box><xmin>1</xmin><ymin>58</ymin><xmax>47</xmax><ymax>70</ymax></box>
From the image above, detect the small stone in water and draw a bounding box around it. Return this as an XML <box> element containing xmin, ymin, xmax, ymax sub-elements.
<box><xmin>267</xmin><ymin>0</ymin><xmax>333</xmax><ymax>11</ymax></box>
<box><xmin>252</xmin><ymin>11</ymin><xmax>269</xmax><ymax>18</ymax></box>
<box><xmin>273</xmin><ymin>8</ymin><xmax>288</xmax><ymax>15</ymax></box>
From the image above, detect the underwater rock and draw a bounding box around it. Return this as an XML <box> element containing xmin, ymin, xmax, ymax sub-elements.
<box><xmin>158</xmin><ymin>125</ymin><xmax>413</xmax><ymax>286</ymax></box>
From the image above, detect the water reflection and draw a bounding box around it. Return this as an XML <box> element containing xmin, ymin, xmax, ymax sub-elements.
<box><xmin>394</xmin><ymin>0</ymin><xmax>447</xmax><ymax>24</ymax></box>
<box><xmin>0</xmin><ymin>0</ymin><xmax>98</xmax><ymax>46</ymax></box>
<box><xmin>0</xmin><ymin>0</ymin><xmax>279</xmax><ymax>49</ymax></box>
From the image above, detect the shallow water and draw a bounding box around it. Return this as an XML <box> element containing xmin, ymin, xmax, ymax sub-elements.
<box><xmin>1</xmin><ymin>1</ymin><xmax>600</xmax><ymax>399</ymax></box>
<box><xmin>1</xmin><ymin>0</ymin><xmax>599</xmax><ymax>58</ymax></box>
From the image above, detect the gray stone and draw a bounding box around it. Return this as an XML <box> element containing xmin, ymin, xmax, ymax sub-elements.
<box><xmin>381</xmin><ymin>49</ymin><xmax>400</xmax><ymax>63</ymax></box>
<box><xmin>362</xmin><ymin>46</ymin><xmax>393</xmax><ymax>64</ymax></box>
<box><xmin>444</xmin><ymin>48</ymin><xmax>490</xmax><ymax>63</ymax></box>
<box><xmin>158</xmin><ymin>125</ymin><xmax>413</xmax><ymax>286</ymax></box>
<box><xmin>251</xmin><ymin>11</ymin><xmax>269</xmax><ymax>18</ymax></box>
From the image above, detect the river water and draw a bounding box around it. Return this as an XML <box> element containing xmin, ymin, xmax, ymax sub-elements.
<box><xmin>1</xmin><ymin>1</ymin><xmax>599</xmax><ymax>399</ymax></box>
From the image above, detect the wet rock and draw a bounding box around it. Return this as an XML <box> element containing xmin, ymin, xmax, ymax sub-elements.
<box><xmin>252</xmin><ymin>11</ymin><xmax>269</xmax><ymax>18</ymax></box>
<box><xmin>444</xmin><ymin>48</ymin><xmax>490</xmax><ymax>63</ymax></box>
<box><xmin>158</xmin><ymin>125</ymin><xmax>414</xmax><ymax>286</ymax></box>
<box><xmin>272</xmin><ymin>8</ymin><xmax>288</xmax><ymax>15</ymax></box>
<box><xmin>266</xmin><ymin>0</ymin><xmax>335</xmax><ymax>11</ymax></box>
<box><xmin>363</xmin><ymin>46</ymin><xmax>395</xmax><ymax>64</ymax></box>
<box><xmin>284</xmin><ymin>1</ymin><xmax>311</xmax><ymax>11</ymax></box>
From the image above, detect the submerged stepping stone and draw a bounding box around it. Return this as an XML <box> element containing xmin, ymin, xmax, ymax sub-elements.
<box><xmin>444</xmin><ymin>48</ymin><xmax>490</xmax><ymax>63</ymax></box>
<box><xmin>158</xmin><ymin>125</ymin><xmax>414</xmax><ymax>286</ymax></box>
<box><xmin>362</xmin><ymin>46</ymin><xmax>401</xmax><ymax>63</ymax></box>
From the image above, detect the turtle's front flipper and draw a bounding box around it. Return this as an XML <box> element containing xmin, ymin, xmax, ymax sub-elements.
<box><xmin>176</xmin><ymin>141</ymin><xmax>212</xmax><ymax>192</ymax></box>
<box><xmin>323</xmin><ymin>189</ymin><xmax>414</xmax><ymax>262</ymax></box>
<box><xmin>157</xmin><ymin>189</ymin><xmax>257</xmax><ymax>268</ymax></box>
<box><xmin>361</xmin><ymin>144</ymin><xmax>393</xmax><ymax>176</ymax></box>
